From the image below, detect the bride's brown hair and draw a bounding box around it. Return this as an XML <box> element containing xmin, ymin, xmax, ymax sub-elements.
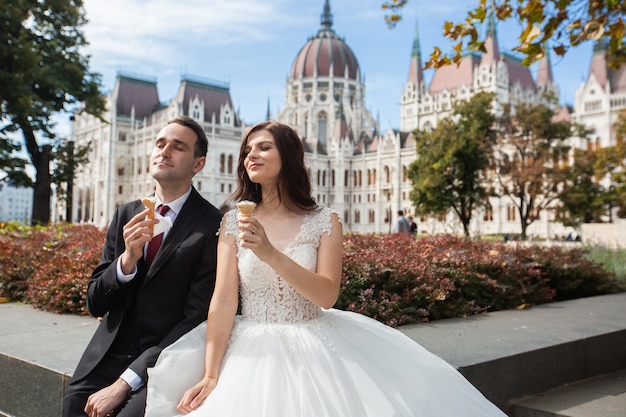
<box><xmin>231</xmin><ymin>121</ymin><xmax>316</xmax><ymax>212</ymax></box>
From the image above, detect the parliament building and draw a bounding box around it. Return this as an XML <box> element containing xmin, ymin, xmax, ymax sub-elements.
<box><xmin>69</xmin><ymin>0</ymin><xmax>626</xmax><ymax>237</ymax></box>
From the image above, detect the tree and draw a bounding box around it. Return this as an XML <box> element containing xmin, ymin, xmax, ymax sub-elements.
<box><xmin>494</xmin><ymin>100</ymin><xmax>571</xmax><ymax>240</ymax></box>
<box><xmin>0</xmin><ymin>0</ymin><xmax>106</xmax><ymax>224</ymax></box>
<box><xmin>408</xmin><ymin>92</ymin><xmax>496</xmax><ymax>237</ymax></box>
<box><xmin>0</xmin><ymin>137</ymin><xmax>32</xmax><ymax>187</ymax></box>
<box><xmin>382</xmin><ymin>0</ymin><xmax>626</xmax><ymax>69</ymax></box>
<box><xmin>559</xmin><ymin>148</ymin><xmax>609</xmax><ymax>226</ymax></box>
<box><xmin>51</xmin><ymin>137</ymin><xmax>91</xmax><ymax>222</ymax></box>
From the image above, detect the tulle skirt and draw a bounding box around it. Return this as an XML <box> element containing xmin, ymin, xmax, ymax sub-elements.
<box><xmin>145</xmin><ymin>309</ymin><xmax>506</xmax><ymax>417</ymax></box>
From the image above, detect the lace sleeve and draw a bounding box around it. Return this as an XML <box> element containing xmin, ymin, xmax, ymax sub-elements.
<box><xmin>304</xmin><ymin>206</ymin><xmax>342</xmax><ymax>239</ymax></box>
<box><xmin>222</xmin><ymin>209</ymin><xmax>239</xmax><ymax>238</ymax></box>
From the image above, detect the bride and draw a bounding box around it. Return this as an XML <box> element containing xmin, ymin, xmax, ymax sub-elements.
<box><xmin>145</xmin><ymin>121</ymin><xmax>507</xmax><ymax>416</ymax></box>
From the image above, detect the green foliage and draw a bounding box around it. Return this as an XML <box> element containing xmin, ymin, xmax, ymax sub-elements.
<box><xmin>0</xmin><ymin>138</ymin><xmax>32</xmax><ymax>187</ymax></box>
<box><xmin>584</xmin><ymin>245</ymin><xmax>626</xmax><ymax>282</ymax></box>
<box><xmin>382</xmin><ymin>1</ymin><xmax>626</xmax><ymax>69</ymax></box>
<box><xmin>495</xmin><ymin>101</ymin><xmax>571</xmax><ymax>239</ymax></box>
<box><xmin>560</xmin><ymin>148</ymin><xmax>612</xmax><ymax>226</ymax></box>
<box><xmin>0</xmin><ymin>0</ymin><xmax>106</xmax><ymax>224</ymax></box>
<box><xmin>338</xmin><ymin>233</ymin><xmax>623</xmax><ymax>327</ymax></box>
<box><xmin>51</xmin><ymin>138</ymin><xmax>91</xmax><ymax>204</ymax></box>
<box><xmin>408</xmin><ymin>92</ymin><xmax>496</xmax><ymax>237</ymax></box>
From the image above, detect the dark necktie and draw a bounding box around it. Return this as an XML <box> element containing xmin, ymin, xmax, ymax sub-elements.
<box><xmin>145</xmin><ymin>205</ymin><xmax>170</xmax><ymax>267</ymax></box>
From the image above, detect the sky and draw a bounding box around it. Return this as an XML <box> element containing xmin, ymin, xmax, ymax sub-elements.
<box><xmin>63</xmin><ymin>0</ymin><xmax>594</xmax><ymax>137</ymax></box>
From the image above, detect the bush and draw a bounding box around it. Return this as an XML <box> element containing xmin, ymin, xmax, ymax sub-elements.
<box><xmin>0</xmin><ymin>222</ymin><xmax>105</xmax><ymax>315</ymax></box>
<box><xmin>26</xmin><ymin>224</ymin><xmax>105</xmax><ymax>314</ymax></box>
<box><xmin>0</xmin><ymin>224</ymin><xmax>623</xmax><ymax>322</ymax></box>
<box><xmin>337</xmin><ymin>234</ymin><xmax>623</xmax><ymax>327</ymax></box>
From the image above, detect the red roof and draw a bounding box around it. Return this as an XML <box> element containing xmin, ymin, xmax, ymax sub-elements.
<box><xmin>113</xmin><ymin>75</ymin><xmax>161</xmax><ymax>119</ymax></box>
<box><xmin>291</xmin><ymin>32</ymin><xmax>359</xmax><ymax>81</ymax></box>
<box><xmin>430</xmin><ymin>54</ymin><xmax>480</xmax><ymax>95</ymax></box>
<box><xmin>175</xmin><ymin>77</ymin><xmax>238</xmax><ymax>125</ymax></box>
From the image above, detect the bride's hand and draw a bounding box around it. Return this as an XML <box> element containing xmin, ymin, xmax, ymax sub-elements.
<box><xmin>176</xmin><ymin>376</ymin><xmax>217</xmax><ymax>414</ymax></box>
<box><xmin>238</xmin><ymin>218</ymin><xmax>276</xmax><ymax>263</ymax></box>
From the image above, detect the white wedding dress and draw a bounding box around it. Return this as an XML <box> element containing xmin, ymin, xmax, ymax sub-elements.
<box><xmin>145</xmin><ymin>207</ymin><xmax>507</xmax><ymax>417</ymax></box>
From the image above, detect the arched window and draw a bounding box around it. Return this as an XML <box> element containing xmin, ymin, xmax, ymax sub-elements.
<box><xmin>384</xmin><ymin>166</ymin><xmax>391</xmax><ymax>183</ymax></box>
<box><xmin>318</xmin><ymin>111</ymin><xmax>328</xmax><ymax>145</ymax></box>
<box><xmin>227</xmin><ymin>155</ymin><xmax>233</xmax><ymax>174</ymax></box>
<box><xmin>304</xmin><ymin>113</ymin><xmax>309</xmax><ymax>138</ymax></box>
<box><xmin>220</xmin><ymin>154</ymin><xmax>225</xmax><ymax>174</ymax></box>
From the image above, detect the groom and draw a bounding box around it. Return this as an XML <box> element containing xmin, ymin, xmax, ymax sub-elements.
<box><xmin>62</xmin><ymin>116</ymin><xmax>223</xmax><ymax>417</ymax></box>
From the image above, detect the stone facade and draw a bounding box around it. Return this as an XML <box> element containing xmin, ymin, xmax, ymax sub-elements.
<box><xmin>71</xmin><ymin>74</ymin><xmax>242</xmax><ymax>226</ymax></box>
<box><xmin>68</xmin><ymin>1</ymin><xmax>623</xmax><ymax>237</ymax></box>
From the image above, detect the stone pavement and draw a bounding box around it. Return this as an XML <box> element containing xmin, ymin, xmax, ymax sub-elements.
<box><xmin>1</xmin><ymin>293</ymin><xmax>626</xmax><ymax>416</ymax></box>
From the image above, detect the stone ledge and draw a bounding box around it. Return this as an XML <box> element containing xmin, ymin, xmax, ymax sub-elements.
<box><xmin>1</xmin><ymin>293</ymin><xmax>625</xmax><ymax>416</ymax></box>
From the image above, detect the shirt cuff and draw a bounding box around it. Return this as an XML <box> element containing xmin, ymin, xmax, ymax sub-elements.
<box><xmin>120</xmin><ymin>368</ymin><xmax>143</xmax><ymax>391</ymax></box>
<box><xmin>116</xmin><ymin>257</ymin><xmax>137</xmax><ymax>283</ymax></box>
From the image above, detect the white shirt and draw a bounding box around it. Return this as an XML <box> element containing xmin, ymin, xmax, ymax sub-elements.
<box><xmin>116</xmin><ymin>187</ymin><xmax>192</xmax><ymax>391</ymax></box>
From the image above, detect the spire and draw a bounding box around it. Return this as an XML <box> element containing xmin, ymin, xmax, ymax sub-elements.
<box><xmin>266</xmin><ymin>97</ymin><xmax>271</xmax><ymax>121</ymax></box>
<box><xmin>536</xmin><ymin>45</ymin><xmax>554</xmax><ymax>87</ymax></box>
<box><xmin>593</xmin><ymin>38</ymin><xmax>608</xmax><ymax>54</ymax></box>
<box><xmin>588</xmin><ymin>38</ymin><xmax>609</xmax><ymax>88</ymax></box>
<box><xmin>407</xmin><ymin>19</ymin><xmax>424</xmax><ymax>86</ymax></box>
<box><xmin>486</xmin><ymin>6</ymin><xmax>497</xmax><ymax>39</ymax></box>
<box><xmin>481</xmin><ymin>5</ymin><xmax>500</xmax><ymax>64</ymax></box>
<box><xmin>321</xmin><ymin>0</ymin><xmax>333</xmax><ymax>32</ymax></box>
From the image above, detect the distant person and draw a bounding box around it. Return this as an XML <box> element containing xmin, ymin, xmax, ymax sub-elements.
<box><xmin>392</xmin><ymin>210</ymin><xmax>411</xmax><ymax>236</ymax></box>
<box><xmin>62</xmin><ymin>116</ymin><xmax>223</xmax><ymax>417</ymax></box>
<box><xmin>144</xmin><ymin>121</ymin><xmax>507</xmax><ymax>417</ymax></box>
<box><xmin>407</xmin><ymin>214</ymin><xmax>417</xmax><ymax>236</ymax></box>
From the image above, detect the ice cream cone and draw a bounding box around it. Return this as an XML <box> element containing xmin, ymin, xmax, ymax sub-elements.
<box><xmin>236</xmin><ymin>200</ymin><xmax>257</xmax><ymax>217</ymax></box>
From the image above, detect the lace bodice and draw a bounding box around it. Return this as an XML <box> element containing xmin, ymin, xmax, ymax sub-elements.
<box><xmin>224</xmin><ymin>207</ymin><xmax>338</xmax><ymax>324</ymax></box>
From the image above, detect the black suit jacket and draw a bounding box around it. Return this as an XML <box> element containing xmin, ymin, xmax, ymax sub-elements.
<box><xmin>71</xmin><ymin>188</ymin><xmax>222</xmax><ymax>384</ymax></box>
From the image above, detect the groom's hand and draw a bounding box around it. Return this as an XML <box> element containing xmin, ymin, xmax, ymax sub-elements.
<box><xmin>84</xmin><ymin>378</ymin><xmax>131</xmax><ymax>417</ymax></box>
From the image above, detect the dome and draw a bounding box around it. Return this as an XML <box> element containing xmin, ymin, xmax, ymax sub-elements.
<box><xmin>290</xmin><ymin>1</ymin><xmax>360</xmax><ymax>81</ymax></box>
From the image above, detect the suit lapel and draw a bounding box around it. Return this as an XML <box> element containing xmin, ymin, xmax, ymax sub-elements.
<box><xmin>144</xmin><ymin>189</ymin><xmax>204</xmax><ymax>279</ymax></box>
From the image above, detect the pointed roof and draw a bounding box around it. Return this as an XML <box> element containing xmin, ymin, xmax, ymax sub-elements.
<box><xmin>536</xmin><ymin>48</ymin><xmax>554</xmax><ymax>87</ymax></box>
<box><xmin>588</xmin><ymin>39</ymin><xmax>610</xmax><ymax>88</ymax></box>
<box><xmin>175</xmin><ymin>75</ymin><xmax>240</xmax><ymax>126</ymax></box>
<box><xmin>430</xmin><ymin>53</ymin><xmax>480</xmax><ymax>94</ymax></box>
<box><xmin>502</xmin><ymin>52</ymin><xmax>537</xmax><ymax>91</ymax></box>
<box><xmin>587</xmin><ymin>39</ymin><xmax>626</xmax><ymax>93</ymax></box>
<box><xmin>113</xmin><ymin>73</ymin><xmax>161</xmax><ymax>119</ymax></box>
<box><xmin>407</xmin><ymin>20</ymin><xmax>424</xmax><ymax>86</ymax></box>
<box><xmin>480</xmin><ymin>11</ymin><xmax>500</xmax><ymax>65</ymax></box>
<box><xmin>552</xmin><ymin>105</ymin><xmax>570</xmax><ymax>123</ymax></box>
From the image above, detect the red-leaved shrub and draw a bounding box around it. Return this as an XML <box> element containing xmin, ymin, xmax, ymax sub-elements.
<box><xmin>337</xmin><ymin>234</ymin><xmax>621</xmax><ymax>327</ymax></box>
<box><xmin>0</xmin><ymin>224</ymin><xmax>622</xmax><ymax>322</ymax></box>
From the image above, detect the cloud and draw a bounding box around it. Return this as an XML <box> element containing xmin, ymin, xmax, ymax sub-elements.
<box><xmin>81</xmin><ymin>0</ymin><xmax>311</xmax><ymax>70</ymax></box>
